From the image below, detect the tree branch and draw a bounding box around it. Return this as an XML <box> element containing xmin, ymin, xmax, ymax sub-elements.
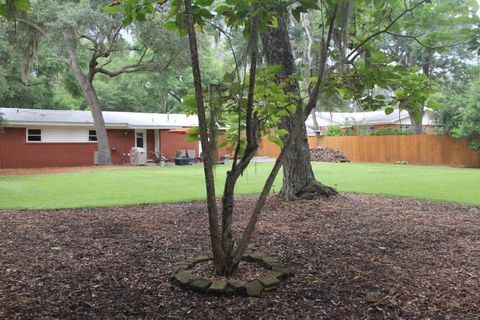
<box><xmin>15</xmin><ymin>18</ymin><xmax>46</xmax><ymax>36</ymax></box>
<box><xmin>95</xmin><ymin>63</ymin><xmax>152</xmax><ymax>78</ymax></box>
<box><xmin>385</xmin><ymin>31</ymin><xmax>465</xmax><ymax>50</ymax></box>
<box><xmin>304</xmin><ymin>3</ymin><xmax>337</xmax><ymax>117</ymax></box>
<box><xmin>167</xmin><ymin>90</ymin><xmax>182</xmax><ymax>102</ymax></box>
<box><xmin>346</xmin><ymin>0</ymin><xmax>428</xmax><ymax>62</ymax></box>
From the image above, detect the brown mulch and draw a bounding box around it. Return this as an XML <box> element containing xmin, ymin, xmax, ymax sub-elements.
<box><xmin>1</xmin><ymin>194</ymin><xmax>479</xmax><ymax>319</ymax></box>
<box><xmin>190</xmin><ymin>259</ymin><xmax>268</xmax><ymax>283</ymax></box>
<box><xmin>310</xmin><ymin>147</ymin><xmax>349</xmax><ymax>163</ymax></box>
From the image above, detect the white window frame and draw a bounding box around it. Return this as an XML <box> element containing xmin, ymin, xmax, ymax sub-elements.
<box><xmin>135</xmin><ymin>129</ymin><xmax>147</xmax><ymax>151</ymax></box>
<box><xmin>88</xmin><ymin>130</ymin><xmax>97</xmax><ymax>142</ymax></box>
<box><xmin>26</xmin><ymin>128</ymin><xmax>42</xmax><ymax>142</ymax></box>
<box><xmin>26</xmin><ymin>128</ymin><xmax>98</xmax><ymax>143</ymax></box>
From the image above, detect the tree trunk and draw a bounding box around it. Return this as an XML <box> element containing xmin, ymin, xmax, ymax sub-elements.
<box><xmin>66</xmin><ymin>55</ymin><xmax>112</xmax><ymax>165</ymax></box>
<box><xmin>408</xmin><ymin>48</ymin><xmax>432</xmax><ymax>135</ymax></box>
<box><xmin>262</xmin><ymin>14</ymin><xmax>337</xmax><ymax>201</ymax></box>
<box><xmin>408</xmin><ymin>108</ymin><xmax>424</xmax><ymax>134</ymax></box>
<box><xmin>184</xmin><ymin>0</ymin><xmax>225</xmax><ymax>273</ymax></box>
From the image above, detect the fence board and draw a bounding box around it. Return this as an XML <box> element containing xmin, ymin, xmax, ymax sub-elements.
<box><xmin>257</xmin><ymin>135</ymin><xmax>480</xmax><ymax>167</ymax></box>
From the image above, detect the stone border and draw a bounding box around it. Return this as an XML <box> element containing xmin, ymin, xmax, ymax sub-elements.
<box><xmin>172</xmin><ymin>254</ymin><xmax>291</xmax><ymax>297</ymax></box>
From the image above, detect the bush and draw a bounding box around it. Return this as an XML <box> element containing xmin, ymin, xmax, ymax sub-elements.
<box><xmin>326</xmin><ymin>125</ymin><xmax>343</xmax><ymax>136</ymax></box>
<box><xmin>453</xmin><ymin>80</ymin><xmax>480</xmax><ymax>151</ymax></box>
<box><xmin>370</xmin><ymin>127</ymin><xmax>412</xmax><ymax>136</ymax></box>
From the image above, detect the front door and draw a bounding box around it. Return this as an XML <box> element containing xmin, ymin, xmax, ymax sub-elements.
<box><xmin>135</xmin><ymin>129</ymin><xmax>147</xmax><ymax>152</ymax></box>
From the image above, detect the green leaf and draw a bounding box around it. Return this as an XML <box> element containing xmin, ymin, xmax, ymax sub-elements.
<box><xmin>411</xmin><ymin>110</ymin><xmax>422</xmax><ymax>122</ymax></box>
<box><xmin>267</xmin><ymin>16</ymin><xmax>278</xmax><ymax>28</ymax></box>
<box><xmin>14</xmin><ymin>0</ymin><xmax>30</xmax><ymax>12</ymax></box>
<box><xmin>292</xmin><ymin>6</ymin><xmax>303</xmax><ymax>23</ymax></box>
<box><xmin>194</xmin><ymin>0</ymin><xmax>214</xmax><ymax>6</ymax></box>
<box><xmin>298</xmin><ymin>0</ymin><xmax>320</xmax><ymax>10</ymax></box>
<box><xmin>215</xmin><ymin>5</ymin><xmax>232</xmax><ymax>14</ymax></box>
<box><xmin>222</xmin><ymin>72</ymin><xmax>235</xmax><ymax>83</ymax></box>
<box><xmin>185</xmin><ymin>135</ymin><xmax>199</xmax><ymax>142</ymax></box>
<box><xmin>0</xmin><ymin>4</ymin><xmax>7</xmax><ymax>17</ymax></box>
<box><xmin>103</xmin><ymin>4</ymin><xmax>120</xmax><ymax>14</ymax></box>
<box><xmin>374</xmin><ymin>0</ymin><xmax>385</xmax><ymax>9</ymax></box>
<box><xmin>394</xmin><ymin>88</ymin><xmax>404</xmax><ymax>97</ymax></box>
<box><xmin>265</xmin><ymin>65</ymin><xmax>282</xmax><ymax>75</ymax></box>
<box><xmin>426</xmin><ymin>100</ymin><xmax>441</xmax><ymax>110</ymax></box>
<box><xmin>136</xmin><ymin>11</ymin><xmax>146</xmax><ymax>21</ymax></box>
<box><xmin>164</xmin><ymin>21</ymin><xmax>179</xmax><ymax>31</ymax></box>
<box><xmin>183</xmin><ymin>95</ymin><xmax>197</xmax><ymax>108</ymax></box>
<box><xmin>267</xmin><ymin>135</ymin><xmax>284</xmax><ymax>148</ymax></box>
<box><xmin>123</xmin><ymin>14</ymin><xmax>133</xmax><ymax>27</ymax></box>
<box><xmin>217</xmin><ymin>139</ymin><xmax>228</xmax><ymax>148</ymax></box>
<box><xmin>385</xmin><ymin>107</ymin><xmax>394</xmax><ymax>115</ymax></box>
<box><xmin>276</xmin><ymin>129</ymin><xmax>289</xmax><ymax>136</ymax></box>
<box><xmin>186</xmin><ymin>127</ymin><xmax>200</xmax><ymax>135</ymax></box>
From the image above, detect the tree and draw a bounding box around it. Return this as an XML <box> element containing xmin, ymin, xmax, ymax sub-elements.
<box><xmin>120</xmin><ymin>0</ymin><xmax>300</xmax><ymax>275</ymax></box>
<box><xmin>183</xmin><ymin>0</ymin><xmax>301</xmax><ymax>274</ymax></box>
<box><xmin>380</xmin><ymin>0</ymin><xmax>478</xmax><ymax>133</ymax></box>
<box><xmin>11</xmin><ymin>0</ymin><xmax>187</xmax><ymax>165</ymax></box>
<box><xmin>453</xmin><ymin>79</ymin><xmax>480</xmax><ymax>151</ymax></box>
<box><xmin>260</xmin><ymin>0</ymin><xmax>435</xmax><ymax>200</ymax></box>
<box><xmin>262</xmin><ymin>11</ymin><xmax>337</xmax><ymax>200</ymax></box>
<box><xmin>0</xmin><ymin>0</ymin><xmax>30</xmax><ymax>19</ymax></box>
<box><xmin>0</xmin><ymin>21</ymin><xmax>67</xmax><ymax>109</ymax></box>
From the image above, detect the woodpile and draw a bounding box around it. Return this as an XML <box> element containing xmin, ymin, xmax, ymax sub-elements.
<box><xmin>310</xmin><ymin>147</ymin><xmax>349</xmax><ymax>163</ymax></box>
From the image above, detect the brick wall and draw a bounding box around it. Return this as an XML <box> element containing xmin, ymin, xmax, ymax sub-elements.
<box><xmin>0</xmin><ymin>127</ymin><xmax>218</xmax><ymax>168</ymax></box>
<box><xmin>160</xmin><ymin>130</ymin><xmax>199</xmax><ymax>158</ymax></box>
<box><xmin>0</xmin><ymin>128</ymin><xmax>135</xmax><ymax>168</ymax></box>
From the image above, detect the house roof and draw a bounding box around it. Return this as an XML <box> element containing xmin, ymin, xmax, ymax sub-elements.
<box><xmin>1</xmin><ymin>107</ymin><xmax>436</xmax><ymax>132</ymax></box>
<box><xmin>305</xmin><ymin>108</ymin><xmax>435</xmax><ymax>130</ymax></box>
<box><xmin>0</xmin><ymin>108</ymin><xmax>198</xmax><ymax>129</ymax></box>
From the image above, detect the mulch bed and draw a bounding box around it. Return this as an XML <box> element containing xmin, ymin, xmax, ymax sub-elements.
<box><xmin>1</xmin><ymin>194</ymin><xmax>479</xmax><ymax>319</ymax></box>
<box><xmin>189</xmin><ymin>259</ymin><xmax>268</xmax><ymax>283</ymax></box>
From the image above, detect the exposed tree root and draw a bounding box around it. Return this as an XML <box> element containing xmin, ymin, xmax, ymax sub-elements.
<box><xmin>294</xmin><ymin>179</ymin><xmax>338</xmax><ymax>200</ymax></box>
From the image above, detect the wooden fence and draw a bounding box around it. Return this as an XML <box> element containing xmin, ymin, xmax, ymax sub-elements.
<box><xmin>256</xmin><ymin>135</ymin><xmax>480</xmax><ymax>167</ymax></box>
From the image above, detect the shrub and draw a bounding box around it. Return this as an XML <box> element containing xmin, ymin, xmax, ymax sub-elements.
<box><xmin>453</xmin><ymin>80</ymin><xmax>480</xmax><ymax>151</ymax></box>
<box><xmin>326</xmin><ymin>125</ymin><xmax>343</xmax><ymax>136</ymax></box>
<box><xmin>371</xmin><ymin>127</ymin><xmax>412</xmax><ymax>136</ymax></box>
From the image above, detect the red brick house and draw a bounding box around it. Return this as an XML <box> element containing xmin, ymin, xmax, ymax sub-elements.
<box><xmin>0</xmin><ymin>108</ymin><xmax>205</xmax><ymax>169</ymax></box>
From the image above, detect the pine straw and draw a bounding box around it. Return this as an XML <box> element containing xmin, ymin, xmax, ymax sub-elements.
<box><xmin>0</xmin><ymin>194</ymin><xmax>479</xmax><ymax>319</ymax></box>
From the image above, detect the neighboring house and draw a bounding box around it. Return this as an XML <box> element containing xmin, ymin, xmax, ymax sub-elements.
<box><xmin>0</xmin><ymin>108</ymin><xmax>207</xmax><ymax>169</ymax></box>
<box><xmin>305</xmin><ymin>108</ymin><xmax>437</xmax><ymax>135</ymax></box>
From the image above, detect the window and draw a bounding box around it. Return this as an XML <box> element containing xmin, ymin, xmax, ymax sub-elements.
<box><xmin>88</xmin><ymin>130</ymin><xmax>97</xmax><ymax>141</ymax></box>
<box><xmin>136</xmin><ymin>131</ymin><xmax>145</xmax><ymax>148</ymax></box>
<box><xmin>26</xmin><ymin>128</ymin><xmax>99</xmax><ymax>143</ymax></box>
<box><xmin>27</xmin><ymin>129</ymin><xmax>42</xmax><ymax>142</ymax></box>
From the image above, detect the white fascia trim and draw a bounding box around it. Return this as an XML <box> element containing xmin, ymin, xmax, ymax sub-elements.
<box><xmin>316</xmin><ymin>116</ymin><xmax>344</xmax><ymax>125</ymax></box>
<box><xmin>6</xmin><ymin>121</ymin><xmax>129</xmax><ymax>129</ymax></box>
<box><xmin>128</xmin><ymin>125</ymin><xmax>185</xmax><ymax>129</ymax></box>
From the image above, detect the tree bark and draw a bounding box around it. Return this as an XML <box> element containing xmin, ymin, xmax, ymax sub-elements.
<box><xmin>184</xmin><ymin>0</ymin><xmax>225</xmax><ymax>273</ymax></box>
<box><xmin>262</xmin><ymin>14</ymin><xmax>337</xmax><ymax>201</ymax></box>
<box><xmin>65</xmin><ymin>50</ymin><xmax>112</xmax><ymax>165</ymax></box>
<box><xmin>408</xmin><ymin>108</ymin><xmax>424</xmax><ymax>134</ymax></box>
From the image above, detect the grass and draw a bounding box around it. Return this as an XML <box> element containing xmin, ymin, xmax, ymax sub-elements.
<box><xmin>0</xmin><ymin>162</ymin><xmax>479</xmax><ymax>210</ymax></box>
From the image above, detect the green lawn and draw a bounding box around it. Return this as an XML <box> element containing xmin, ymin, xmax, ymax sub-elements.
<box><xmin>0</xmin><ymin>162</ymin><xmax>479</xmax><ymax>209</ymax></box>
